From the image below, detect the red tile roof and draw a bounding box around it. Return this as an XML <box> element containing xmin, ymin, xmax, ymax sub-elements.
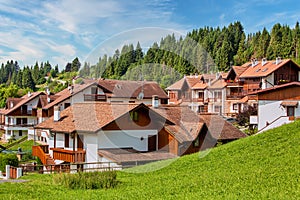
<box><xmin>166</xmin><ymin>77</ymin><xmax>185</xmax><ymax>90</ymax></box>
<box><xmin>152</xmin><ymin>105</ymin><xmax>204</xmax><ymax>142</ymax></box>
<box><xmin>36</xmin><ymin>103</ymin><xmax>204</xmax><ymax>143</ymax></box>
<box><xmin>36</xmin><ymin>102</ymin><xmax>140</xmax><ymax>133</ymax></box>
<box><xmin>199</xmin><ymin>114</ymin><xmax>247</xmax><ymax>140</ymax></box>
<box><xmin>249</xmin><ymin>81</ymin><xmax>300</xmax><ymax>95</ymax></box>
<box><xmin>239</xmin><ymin>59</ymin><xmax>297</xmax><ymax>78</ymax></box>
<box><xmin>208</xmin><ymin>79</ymin><xmax>227</xmax><ymax>89</ymax></box>
<box><xmin>3</xmin><ymin>92</ymin><xmax>45</xmax><ymax>115</ymax></box>
<box><xmin>232</xmin><ymin>65</ymin><xmax>249</xmax><ymax>77</ymax></box>
<box><xmin>43</xmin><ymin>81</ymin><xmax>98</xmax><ymax>109</ymax></box>
<box><xmin>98</xmin><ymin>79</ymin><xmax>168</xmax><ymax>99</ymax></box>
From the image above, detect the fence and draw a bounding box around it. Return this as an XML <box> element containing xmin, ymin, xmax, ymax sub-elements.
<box><xmin>20</xmin><ymin>160</ymin><xmax>158</xmax><ymax>174</ymax></box>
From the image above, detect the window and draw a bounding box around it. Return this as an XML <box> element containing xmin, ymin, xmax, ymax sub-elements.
<box><xmin>287</xmin><ymin>106</ymin><xmax>295</xmax><ymax>117</ymax></box>
<box><xmin>64</xmin><ymin>103</ymin><xmax>71</xmax><ymax>109</ymax></box>
<box><xmin>130</xmin><ymin>111</ymin><xmax>139</xmax><ymax>121</ymax></box>
<box><xmin>214</xmin><ymin>105</ymin><xmax>221</xmax><ymax>113</ymax></box>
<box><xmin>199</xmin><ymin>105</ymin><xmax>205</xmax><ymax>113</ymax></box>
<box><xmin>198</xmin><ymin>92</ymin><xmax>204</xmax><ymax>99</ymax></box>
<box><xmin>233</xmin><ymin>104</ymin><xmax>238</xmax><ymax>110</ymax></box>
<box><xmin>214</xmin><ymin>91</ymin><xmax>222</xmax><ymax>99</ymax></box>
<box><xmin>19</xmin><ymin>130</ymin><xmax>22</xmax><ymax>137</ymax></box>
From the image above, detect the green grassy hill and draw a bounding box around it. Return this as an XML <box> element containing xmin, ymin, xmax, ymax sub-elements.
<box><xmin>1</xmin><ymin>121</ymin><xmax>300</xmax><ymax>199</ymax></box>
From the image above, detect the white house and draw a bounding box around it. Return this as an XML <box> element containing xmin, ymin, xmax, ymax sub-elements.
<box><xmin>250</xmin><ymin>82</ymin><xmax>300</xmax><ymax>133</ymax></box>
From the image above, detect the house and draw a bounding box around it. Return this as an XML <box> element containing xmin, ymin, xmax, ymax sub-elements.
<box><xmin>29</xmin><ymin>79</ymin><xmax>168</xmax><ymax>143</ymax></box>
<box><xmin>239</xmin><ymin>58</ymin><xmax>300</xmax><ymax>94</ymax></box>
<box><xmin>0</xmin><ymin>91</ymin><xmax>46</xmax><ymax>141</ymax></box>
<box><xmin>166</xmin><ymin>74</ymin><xmax>215</xmax><ymax>112</ymax></box>
<box><xmin>97</xmin><ymin>79</ymin><xmax>169</xmax><ymax>104</ymax></box>
<box><xmin>32</xmin><ymin>99</ymin><xmax>246</xmax><ymax>168</ymax></box>
<box><xmin>249</xmin><ymin>82</ymin><xmax>300</xmax><ymax>133</ymax></box>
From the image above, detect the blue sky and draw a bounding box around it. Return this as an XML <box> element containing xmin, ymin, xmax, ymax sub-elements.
<box><xmin>0</xmin><ymin>0</ymin><xmax>299</xmax><ymax>69</ymax></box>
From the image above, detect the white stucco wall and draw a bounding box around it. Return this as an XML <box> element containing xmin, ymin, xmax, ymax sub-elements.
<box><xmin>83</xmin><ymin>133</ymin><xmax>98</xmax><ymax>163</ymax></box>
<box><xmin>98</xmin><ymin>130</ymin><xmax>157</xmax><ymax>152</ymax></box>
<box><xmin>262</xmin><ymin>74</ymin><xmax>274</xmax><ymax>89</ymax></box>
<box><xmin>258</xmin><ymin>100</ymin><xmax>288</xmax><ymax>130</ymax></box>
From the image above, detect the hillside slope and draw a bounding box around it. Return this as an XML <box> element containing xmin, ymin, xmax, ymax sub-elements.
<box><xmin>1</xmin><ymin>121</ymin><xmax>300</xmax><ymax>199</ymax></box>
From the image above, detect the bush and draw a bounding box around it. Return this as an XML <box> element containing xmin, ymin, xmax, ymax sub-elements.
<box><xmin>54</xmin><ymin>171</ymin><xmax>118</xmax><ymax>190</ymax></box>
<box><xmin>0</xmin><ymin>154</ymin><xmax>18</xmax><ymax>172</ymax></box>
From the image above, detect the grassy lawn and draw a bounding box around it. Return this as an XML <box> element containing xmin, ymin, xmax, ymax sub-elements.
<box><xmin>7</xmin><ymin>139</ymin><xmax>35</xmax><ymax>152</ymax></box>
<box><xmin>1</xmin><ymin>121</ymin><xmax>300</xmax><ymax>199</ymax></box>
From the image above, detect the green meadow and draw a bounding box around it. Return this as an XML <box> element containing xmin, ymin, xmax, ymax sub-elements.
<box><xmin>1</xmin><ymin>121</ymin><xmax>300</xmax><ymax>199</ymax></box>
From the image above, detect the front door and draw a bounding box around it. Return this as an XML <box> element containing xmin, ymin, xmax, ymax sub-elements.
<box><xmin>148</xmin><ymin>135</ymin><xmax>157</xmax><ymax>152</ymax></box>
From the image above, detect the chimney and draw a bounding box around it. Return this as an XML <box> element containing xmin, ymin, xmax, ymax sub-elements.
<box><xmin>261</xmin><ymin>58</ymin><xmax>267</xmax><ymax>66</ymax></box>
<box><xmin>27</xmin><ymin>91</ymin><xmax>31</xmax><ymax>97</ymax></box>
<box><xmin>68</xmin><ymin>85</ymin><xmax>74</xmax><ymax>94</ymax></box>
<box><xmin>152</xmin><ymin>95</ymin><xmax>159</xmax><ymax>108</ymax></box>
<box><xmin>276</xmin><ymin>57</ymin><xmax>281</xmax><ymax>65</ymax></box>
<box><xmin>46</xmin><ymin>87</ymin><xmax>50</xmax><ymax>95</ymax></box>
<box><xmin>251</xmin><ymin>58</ymin><xmax>258</xmax><ymax>67</ymax></box>
<box><xmin>54</xmin><ymin>106</ymin><xmax>60</xmax><ymax>121</ymax></box>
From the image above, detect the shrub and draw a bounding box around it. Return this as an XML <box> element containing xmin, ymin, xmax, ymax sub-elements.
<box><xmin>0</xmin><ymin>154</ymin><xmax>19</xmax><ymax>172</ymax></box>
<box><xmin>54</xmin><ymin>171</ymin><xmax>118</xmax><ymax>190</ymax></box>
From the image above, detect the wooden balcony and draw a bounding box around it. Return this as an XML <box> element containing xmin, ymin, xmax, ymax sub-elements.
<box><xmin>226</xmin><ymin>94</ymin><xmax>244</xmax><ymax>100</ymax></box>
<box><xmin>192</xmin><ymin>98</ymin><xmax>204</xmax><ymax>102</ymax></box>
<box><xmin>50</xmin><ymin>148</ymin><xmax>86</xmax><ymax>163</ymax></box>
<box><xmin>84</xmin><ymin>94</ymin><xmax>106</xmax><ymax>101</ymax></box>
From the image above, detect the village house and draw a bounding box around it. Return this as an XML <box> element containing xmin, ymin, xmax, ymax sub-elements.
<box><xmin>0</xmin><ymin>91</ymin><xmax>46</xmax><ymax>141</ymax></box>
<box><xmin>32</xmin><ymin>99</ymin><xmax>246</xmax><ymax>168</ymax></box>
<box><xmin>249</xmin><ymin>82</ymin><xmax>300</xmax><ymax>133</ymax></box>
<box><xmin>28</xmin><ymin>79</ymin><xmax>168</xmax><ymax>143</ymax></box>
<box><xmin>166</xmin><ymin>58</ymin><xmax>300</xmax><ymax>117</ymax></box>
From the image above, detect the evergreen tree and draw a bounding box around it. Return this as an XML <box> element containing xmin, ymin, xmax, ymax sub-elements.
<box><xmin>71</xmin><ymin>57</ymin><xmax>81</xmax><ymax>72</ymax></box>
<box><xmin>22</xmin><ymin>67</ymin><xmax>35</xmax><ymax>90</ymax></box>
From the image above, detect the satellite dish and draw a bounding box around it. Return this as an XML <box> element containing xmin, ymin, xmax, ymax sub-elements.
<box><xmin>137</xmin><ymin>92</ymin><xmax>144</xmax><ymax>100</ymax></box>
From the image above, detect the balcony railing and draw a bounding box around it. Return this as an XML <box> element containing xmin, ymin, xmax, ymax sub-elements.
<box><xmin>226</xmin><ymin>94</ymin><xmax>244</xmax><ymax>100</ymax></box>
<box><xmin>32</xmin><ymin>145</ymin><xmax>49</xmax><ymax>165</ymax></box>
<box><xmin>192</xmin><ymin>98</ymin><xmax>205</xmax><ymax>102</ymax></box>
<box><xmin>50</xmin><ymin>148</ymin><xmax>86</xmax><ymax>163</ymax></box>
<box><xmin>84</xmin><ymin>94</ymin><xmax>106</xmax><ymax>101</ymax></box>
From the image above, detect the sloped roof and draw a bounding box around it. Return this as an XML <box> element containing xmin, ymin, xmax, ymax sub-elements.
<box><xmin>199</xmin><ymin>114</ymin><xmax>247</xmax><ymax>140</ymax></box>
<box><xmin>239</xmin><ymin>59</ymin><xmax>298</xmax><ymax>78</ymax></box>
<box><xmin>192</xmin><ymin>81</ymin><xmax>207</xmax><ymax>89</ymax></box>
<box><xmin>152</xmin><ymin>105</ymin><xmax>204</xmax><ymax>142</ymax></box>
<box><xmin>208</xmin><ymin>79</ymin><xmax>227</xmax><ymax>89</ymax></box>
<box><xmin>232</xmin><ymin>65</ymin><xmax>249</xmax><ymax>77</ymax></box>
<box><xmin>98</xmin><ymin>79</ymin><xmax>168</xmax><ymax>99</ymax></box>
<box><xmin>249</xmin><ymin>81</ymin><xmax>300</xmax><ymax>95</ymax></box>
<box><xmin>36</xmin><ymin>102</ymin><xmax>140</xmax><ymax>133</ymax></box>
<box><xmin>3</xmin><ymin>92</ymin><xmax>45</xmax><ymax>115</ymax></box>
<box><xmin>43</xmin><ymin>81</ymin><xmax>98</xmax><ymax>109</ymax></box>
<box><xmin>166</xmin><ymin>78</ymin><xmax>185</xmax><ymax>90</ymax></box>
<box><xmin>36</xmin><ymin>103</ymin><xmax>204</xmax><ymax>144</ymax></box>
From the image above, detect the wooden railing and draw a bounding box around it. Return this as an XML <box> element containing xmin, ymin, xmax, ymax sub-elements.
<box><xmin>226</xmin><ymin>94</ymin><xmax>244</xmax><ymax>100</ymax></box>
<box><xmin>84</xmin><ymin>94</ymin><xmax>106</xmax><ymax>101</ymax></box>
<box><xmin>50</xmin><ymin>148</ymin><xmax>86</xmax><ymax>163</ymax></box>
<box><xmin>32</xmin><ymin>145</ymin><xmax>49</xmax><ymax>165</ymax></box>
<box><xmin>192</xmin><ymin>98</ymin><xmax>204</xmax><ymax>102</ymax></box>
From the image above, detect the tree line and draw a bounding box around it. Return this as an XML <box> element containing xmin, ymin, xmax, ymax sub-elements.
<box><xmin>79</xmin><ymin>21</ymin><xmax>300</xmax><ymax>88</ymax></box>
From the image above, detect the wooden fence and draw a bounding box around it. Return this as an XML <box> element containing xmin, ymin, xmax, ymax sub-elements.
<box><xmin>20</xmin><ymin>160</ymin><xmax>154</xmax><ymax>174</ymax></box>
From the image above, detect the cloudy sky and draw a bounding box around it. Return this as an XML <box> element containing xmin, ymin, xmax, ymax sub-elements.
<box><xmin>0</xmin><ymin>0</ymin><xmax>299</xmax><ymax>69</ymax></box>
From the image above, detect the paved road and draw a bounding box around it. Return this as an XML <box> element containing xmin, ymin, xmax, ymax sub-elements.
<box><xmin>0</xmin><ymin>179</ymin><xmax>28</xmax><ymax>183</ymax></box>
